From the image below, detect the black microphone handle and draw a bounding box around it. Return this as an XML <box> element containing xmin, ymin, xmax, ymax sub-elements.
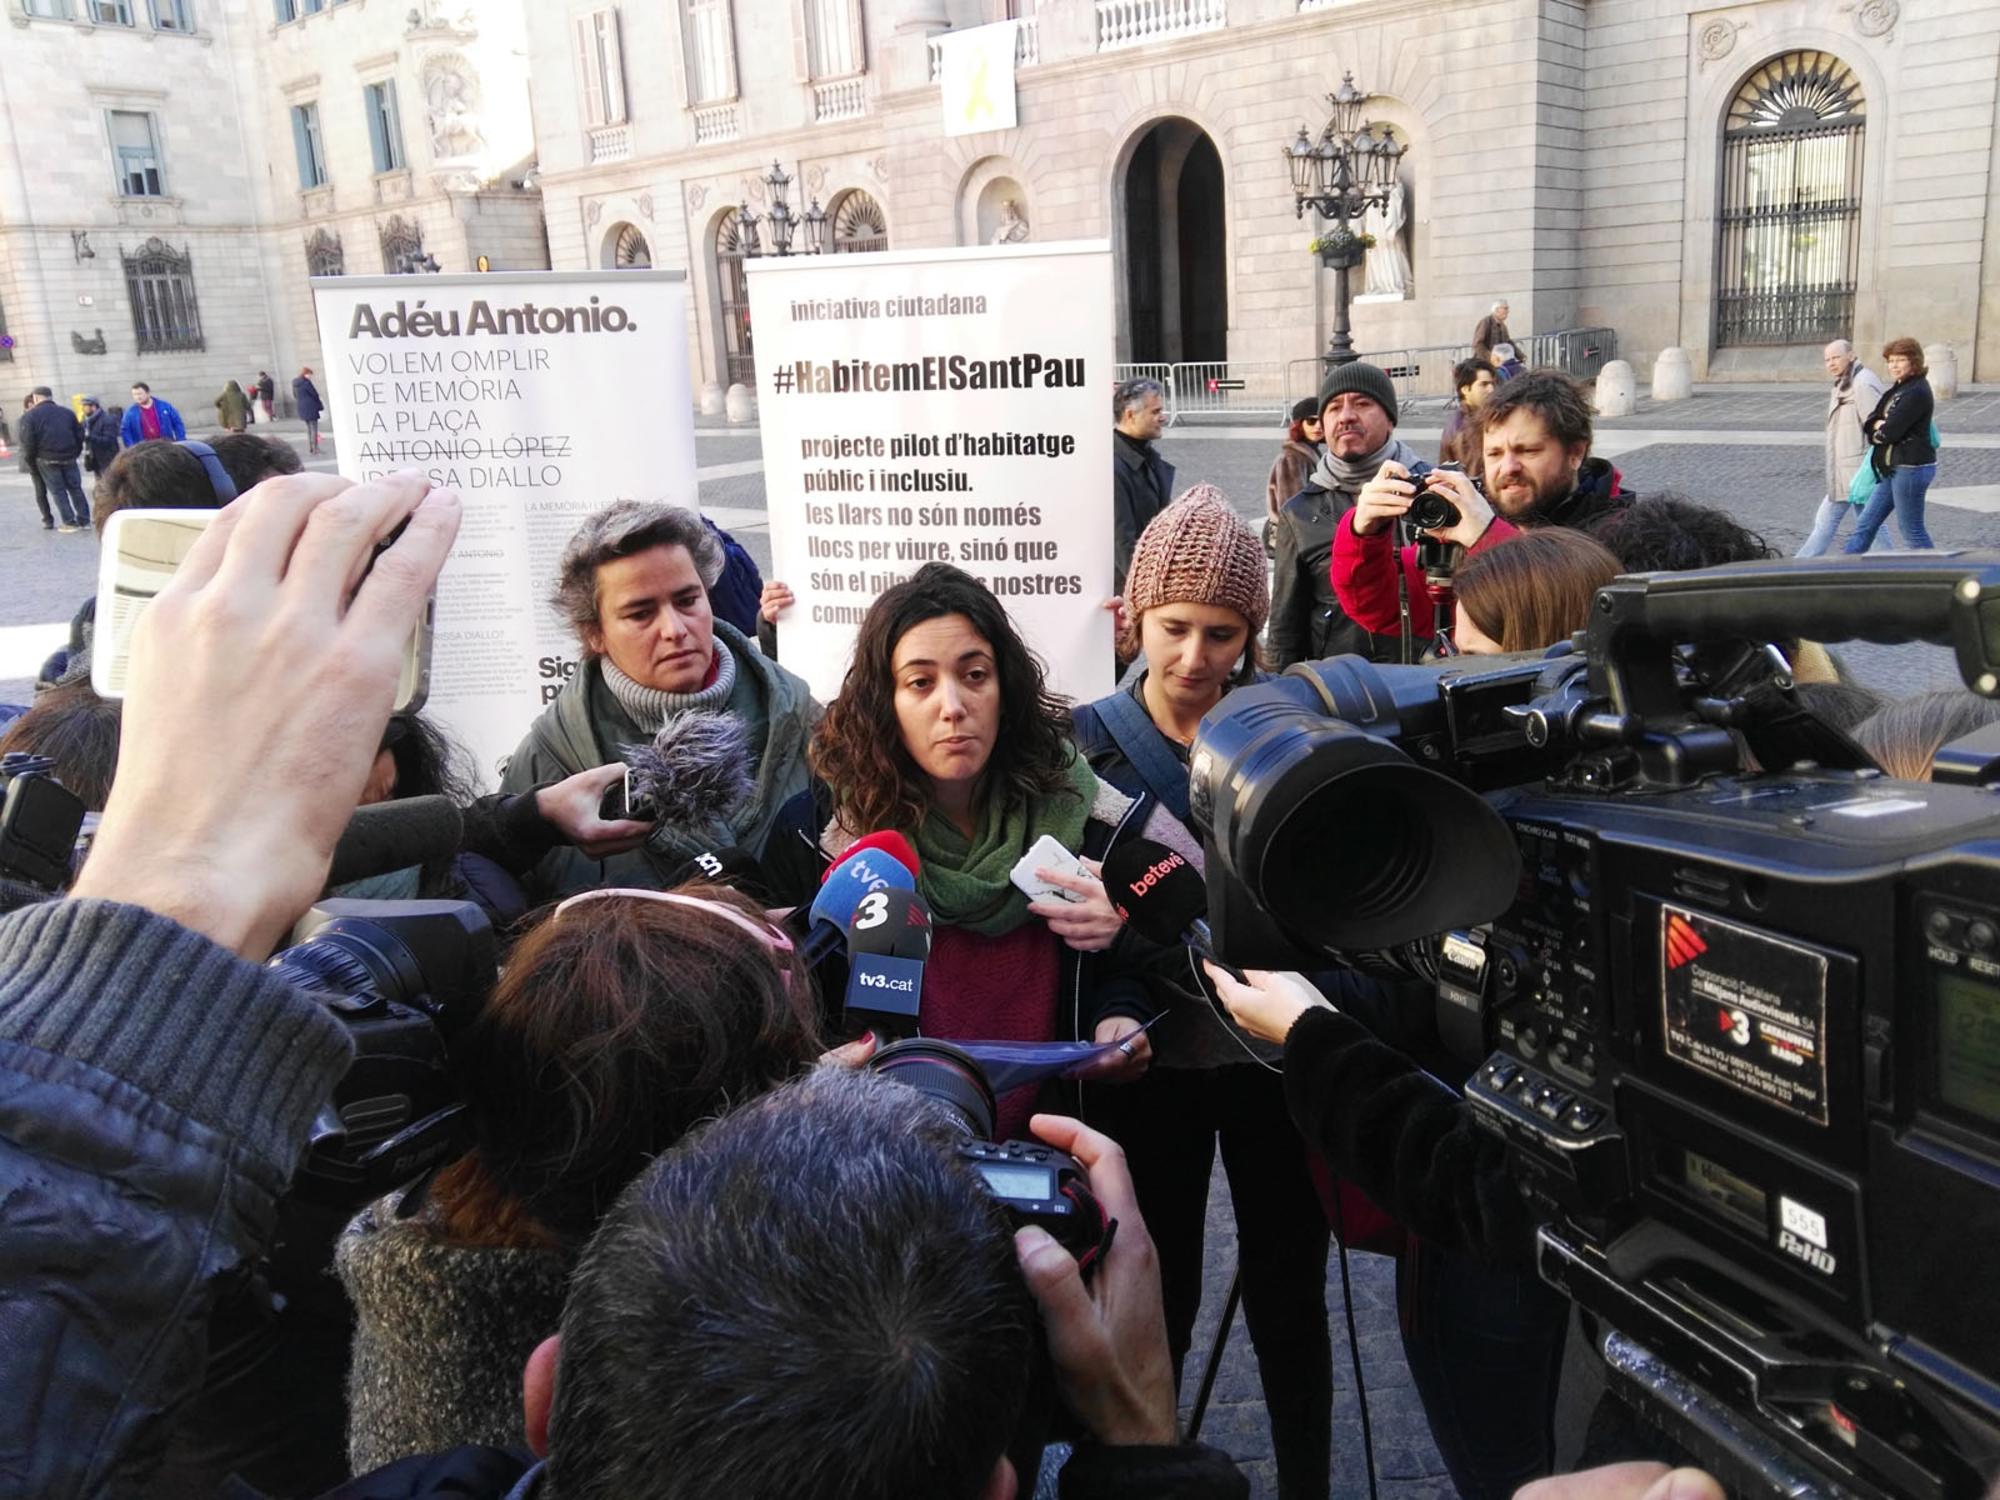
<box><xmin>327</xmin><ymin>796</ymin><xmax>465</xmax><ymax>886</ymax></box>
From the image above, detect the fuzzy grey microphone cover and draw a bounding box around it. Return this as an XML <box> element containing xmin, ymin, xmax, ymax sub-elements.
<box><xmin>621</xmin><ymin>711</ymin><xmax>755</xmax><ymax>846</ymax></box>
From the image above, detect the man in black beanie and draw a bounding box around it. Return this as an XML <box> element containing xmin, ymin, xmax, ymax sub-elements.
<box><xmin>1268</xmin><ymin>362</ymin><xmax>1418</xmax><ymax>668</ymax></box>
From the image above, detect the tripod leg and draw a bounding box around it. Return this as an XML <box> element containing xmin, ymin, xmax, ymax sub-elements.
<box><xmin>1185</xmin><ymin>1267</ymin><xmax>1244</xmax><ymax>1441</ymax></box>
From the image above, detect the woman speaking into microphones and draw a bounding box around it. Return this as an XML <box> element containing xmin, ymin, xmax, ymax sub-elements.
<box><xmin>764</xmin><ymin>563</ymin><xmax>1169</xmax><ymax>1139</ymax></box>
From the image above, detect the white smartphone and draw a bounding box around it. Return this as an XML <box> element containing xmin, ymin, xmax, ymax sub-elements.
<box><xmin>1009</xmin><ymin>833</ymin><xmax>1091</xmax><ymax>905</ymax></box>
<box><xmin>92</xmin><ymin>508</ymin><xmax>433</xmax><ymax>713</ymax></box>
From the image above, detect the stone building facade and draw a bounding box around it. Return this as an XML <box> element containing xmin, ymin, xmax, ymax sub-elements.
<box><xmin>4</xmin><ymin>0</ymin><xmax>1997</xmax><ymax>420</ymax></box>
<box><xmin>526</xmin><ymin>0</ymin><xmax>2000</xmax><ymax>388</ymax></box>
<box><xmin>0</xmin><ymin>0</ymin><xmax>546</xmax><ymax>427</ymax></box>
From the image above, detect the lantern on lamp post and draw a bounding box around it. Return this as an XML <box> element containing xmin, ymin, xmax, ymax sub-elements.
<box><xmin>1284</xmin><ymin>73</ymin><xmax>1407</xmax><ymax>365</ymax></box>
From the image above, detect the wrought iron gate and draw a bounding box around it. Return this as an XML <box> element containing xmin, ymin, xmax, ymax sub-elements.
<box><xmin>1715</xmin><ymin>50</ymin><xmax>1866</xmax><ymax>348</ymax></box>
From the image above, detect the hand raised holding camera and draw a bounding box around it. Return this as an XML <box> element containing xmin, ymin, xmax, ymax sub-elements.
<box><xmin>1417</xmin><ymin>467</ymin><xmax>1496</xmax><ymax>549</ymax></box>
<box><xmin>1351</xmin><ymin>460</ymin><xmax>1418</xmax><ymax>535</ymax></box>
<box><xmin>73</xmin><ymin>471</ymin><xmax>460</xmax><ymax>959</ymax></box>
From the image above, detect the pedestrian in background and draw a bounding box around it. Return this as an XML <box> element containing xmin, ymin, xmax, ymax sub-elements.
<box><xmin>81</xmin><ymin>397</ymin><xmax>120</xmax><ymax>478</ymax></box>
<box><xmin>1440</xmin><ymin>357</ymin><xmax>1497</xmax><ymax>471</ymax></box>
<box><xmin>18</xmin><ymin>386</ymin><xmax>91</xmax><ymax>532</ymax></box>
<box><xmin>1797</xmin><ymin>339</ymin><xmax>1888</xmax><ymax>557</ymax></box>
<box><xmin>256</xmin><ymin>370</ymin><xmax>276</xmax><ymax>423</ymax></box>
<box><xmin>121</xmin><ymin>382</ymin><xmax>185</xmax><ymax>445</ymax></box>
<box><xmin>1112</xmin><ymin>377</ymin><xmax>1174</xmax><ymax>594</ymax></box>
<box><xmin>215</xmin><ymin>380</ymin><xmax>250</xmax><ymax>434</ymax></box>
<box><xmin>294</xmin><ymin>366</ymin><xmax>325</xmax><ymax>454</ymax></box>
<box><xmin>18</xmin><ymin>393</ymin><xmax>53</xmax><ymax>530</ymax></box>
<box><xmin>1264</xmin><ymin>396</ymin><xmax>1322</xmax><ymax>556</ymax></box>
<box><xmin>1845</xmin><ymin>336</ymin><xmax>1938</xmax><ymax>554</ymax></box>
<box><xmin>1473</xmin><ymin>299</ymin><xmax>1512</xmax><ymax>362</ymax></box>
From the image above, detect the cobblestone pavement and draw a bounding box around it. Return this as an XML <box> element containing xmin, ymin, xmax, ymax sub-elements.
<box><xmin>7</xmin><ymin>416</ymin><xmax>2000</xmax><ymax>1498</ymax></box>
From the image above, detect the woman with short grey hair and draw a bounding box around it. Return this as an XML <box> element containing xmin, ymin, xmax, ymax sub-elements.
<box><xmin>500</xmin><ymin>499</ymin><xmax>817</xmax><ymax>899</ymax></box>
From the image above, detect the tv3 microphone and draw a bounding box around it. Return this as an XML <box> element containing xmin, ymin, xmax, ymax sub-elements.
<box><xmin>1100</xmin><ymin>837</ymin><xmax>1247</xmax><ymax>982</ymax></box>
<box><xmin>825</xmin><ymin>829</ymin><xmax>921</xmax><ymax>885</ymax></box>
<box><xmin>843</xmin><ymin>888</ymin><xmax>933</xmax><ymax>1037</ymax></box>
<box><xmin>802</xmin><ymin>844</ymin><xmax>917</xmax><ymax>966</ymax></box>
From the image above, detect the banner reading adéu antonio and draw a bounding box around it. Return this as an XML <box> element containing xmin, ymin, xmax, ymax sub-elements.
<box><xmin>311</xmin><ymin>270</ymin><xmax>698</xmax><ymax>785</ymax></box>
<box><xmin>747</xmin><ymin>240</ymin><xmax>1115</xmax><ymax>705</ymax></box>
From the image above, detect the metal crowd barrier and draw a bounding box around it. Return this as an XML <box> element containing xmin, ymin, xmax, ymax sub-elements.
<box><xmin>1281</xmin><ymin>326</ymin><xmax>1621</xmax><ymax>419</ymax></box>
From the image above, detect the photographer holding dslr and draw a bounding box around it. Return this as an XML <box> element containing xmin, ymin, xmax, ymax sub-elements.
<box><xmin>1333</xmin><ymin>370</ymin><xmax>1629</xmax><ymax>650</ymax></box>
<box><xmin>0</xmin><ymin>469</ymin><xmax>1247</xmax><ymax>1500</ymax></box>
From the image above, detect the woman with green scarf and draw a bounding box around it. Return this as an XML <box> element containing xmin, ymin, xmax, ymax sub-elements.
<box><xmin>768</xmin><ymin>563</ymin><xmax>1166</xmax><ymax>1137</ymax></box>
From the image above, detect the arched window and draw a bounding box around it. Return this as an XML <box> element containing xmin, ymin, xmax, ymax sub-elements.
<box><xmin>1716</xmin><ymin>51</ymin><xmax>1865</xmax><ymax>347</ymax></box>
<box><xmin>123</xmin><ymin>237</ymin><xmax>204</xmax><ymax>352</ymax></box>
<box><xmin>613</xmin><ymin>223</ymin><xmax>652</xmax><ymax>268</ymax></box>
<box><xmin>713</xmin><ymin>214</ymin><xmax>755</xmax><ymax>387</ymax></box>
<box><xmin>832</xmin><ymin>189</ymin><xmax>888</xmax><ymax>254</ymax></box>
<box><xmin>380</xmin><ymin>214</ymin><xmax>427</xmax><ymax>275</ymax></box>
<box><xmin>304</xmin><ymin>228</ymin><xmax>345</xmax><ymax>277</ymax></box>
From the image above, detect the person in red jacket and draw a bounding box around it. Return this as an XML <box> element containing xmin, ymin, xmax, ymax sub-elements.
<box><xmin>1331</xmin><ymin>369</ymin><xmax>1628</xmax><ymax>650</ymax></box>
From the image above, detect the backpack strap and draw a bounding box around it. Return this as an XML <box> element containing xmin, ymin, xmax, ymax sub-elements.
<box><xmin>1092</xmin><ymin>687</ymin><xmax>1193</xmax><ymax>825</ymax></box>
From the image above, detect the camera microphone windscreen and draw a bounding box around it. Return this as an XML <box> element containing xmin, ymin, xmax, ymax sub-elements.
<box><xmin>328</xmin><ymin>795</ymin><xmax>465</xmax><ymax>887</ymax></box>
<box><xmin>803</xmin><ymin>843</ymin><xmax>917</xmax><ymax>966</ymax></box>
<box><xmin>829</xmin><ymin>829</ymin><xmax>921</xmax><ymax>883</ymax></box>
<box><xmin>843</xmin><ymin>888</ymin><xmax>931</xmax><ymax>1037</ymax></box>
<box><xmin>621</xmin><ymin>711</ymin><xmax>755</xmax><ymax>829</ymax></box>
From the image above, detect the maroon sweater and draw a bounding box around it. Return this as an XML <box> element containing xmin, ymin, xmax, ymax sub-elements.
<box><xmin>924</xmin><ymin>919</ymin><xmax>1064</xmax><ymax>1139</ymax></box>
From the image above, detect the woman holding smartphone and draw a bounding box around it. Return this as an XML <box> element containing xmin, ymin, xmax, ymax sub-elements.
<box><xmin>766</xmin><ymin>563</ymin><xmax>1183</xmax><ymax>1136</ymax></box>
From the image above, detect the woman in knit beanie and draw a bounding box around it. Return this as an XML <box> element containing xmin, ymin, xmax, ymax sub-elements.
<box><xmin>1073</xmin><ymin>487</ymin><xmax>1337</xmax><ymax>1500</ymax></box>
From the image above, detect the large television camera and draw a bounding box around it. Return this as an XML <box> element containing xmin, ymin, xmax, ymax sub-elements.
<box><xmin>1190</xmin><ymin>554</ymin><xmax>2000</xmax><ymax>1499</ymax></box>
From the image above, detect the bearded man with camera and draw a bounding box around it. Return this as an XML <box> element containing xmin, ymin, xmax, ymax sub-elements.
<box><xmin>1331</xmin><ymin>369</ymin><xmax>1631</xmax><ymax>651</ymax></box>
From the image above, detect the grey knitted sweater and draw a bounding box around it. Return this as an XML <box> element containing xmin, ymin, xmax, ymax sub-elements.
<box><xmin>336</xmin><ymin>1193</ymin><xmax>574</xmax><ymax>1475</ymax></box>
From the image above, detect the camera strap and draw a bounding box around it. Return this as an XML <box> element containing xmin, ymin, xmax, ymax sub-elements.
<box><xmin>1092</xmin><ymin>689</ymin><xmax>1194</xmax><ymax>827</ymax></box>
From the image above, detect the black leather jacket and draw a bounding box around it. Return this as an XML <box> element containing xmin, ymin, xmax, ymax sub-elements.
<box><xmin>1269</xmin><ymin>483</ymin><xmax>1390</xmax><ymax>668</ymax></box>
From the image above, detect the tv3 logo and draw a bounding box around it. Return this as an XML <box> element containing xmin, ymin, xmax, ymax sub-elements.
<box><xmin>1776</xmin><ymin>1196</ymin><xmax>1837</xmax><ymax>1276</ymax></box>
<box><xmin>1665</xmin><ymin>913</ymin><xmax>1709</xmax><ymax>970</ymax></box>
<box><xmin>854</xmin><ymin>891</ymin><xmax>890</xmax><ymax>929</ymax></box>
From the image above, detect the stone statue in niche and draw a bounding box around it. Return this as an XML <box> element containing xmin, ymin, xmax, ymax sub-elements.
<box><xmin>989</xmin><ymin>198</ymin><xmax>1030</xmax><ymax>244</ymax></box>
<box><xmin>1361</xmin><ymin>178</ymin><xmax>1412</xmax><ymax>299</ymax></box>
<box><xmin>424</xmin><ymin>55</ymin><xmax>485</xmax><ymax>161</ymax></box>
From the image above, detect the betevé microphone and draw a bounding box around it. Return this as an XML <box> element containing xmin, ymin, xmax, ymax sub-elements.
<box><xmin>843</xmin><ymin>887</ymin><xmax>933</xmax><ymax>1036</ymax></box>
<box><xmin>1100</xmin><ymin>837</ymin><xmax>1245</xmax><ymax>981</ymax></box>
<box><xmin>328</xmin><ymin>795</ymin><xmax>465</xmax><ymax>887</ymax></box>
<box><xmin>665</xmin><ymin>845</ymin><xmax>774</xmax><ymax>903</ymax></box>
<box><xmin>802</xmin><ymin>843</ymin><xmax>917</xmax><ymax>966</ymax></box>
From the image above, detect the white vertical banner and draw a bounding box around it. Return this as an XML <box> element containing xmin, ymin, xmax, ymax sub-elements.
<box><xmin>747</xmin><ymin>240</ymin><xmax>1114</xmax><ymax>705</ymax></box>
<box><xmin>311</xmin><ymin>270</ymin><xmax>698</xmax><ymax>784</ymax></box>
<box><xmin>938</xmin><ymin>19</ymin><xmax>1019</xmax><ymax>138</ymax></box>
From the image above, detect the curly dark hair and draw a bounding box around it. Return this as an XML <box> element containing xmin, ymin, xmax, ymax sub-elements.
<box><xmin>811</xmin><ymin>563</ymin><xmax>1077</xmax><ymax>835</ymax></box>
<box><xmin>1478</xmin><ymin>368</ymin><xmax>1594</xmax><ymax>454</ymax></box>
<box><xmin>1585</xmin><ymin>494</ymin><xmax>1773</xmax><ymax>573</ymax></box>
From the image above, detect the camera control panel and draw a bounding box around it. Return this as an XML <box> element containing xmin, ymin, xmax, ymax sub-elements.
<box><xmin>1454</xmin><ymin>819</ymin><xmax>1631</xmax><ymax>1212</ymax></box>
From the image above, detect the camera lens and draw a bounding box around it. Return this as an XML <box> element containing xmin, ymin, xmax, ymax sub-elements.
<box><xmin>866</xmin><ymin>1038</ymin><xmax>998</xmax><ymax>1140</ymax></box>
<box><xmin>269</xmin><ymin>919</ymin><xmax>425</xmax><ymax>1006</ymax></box>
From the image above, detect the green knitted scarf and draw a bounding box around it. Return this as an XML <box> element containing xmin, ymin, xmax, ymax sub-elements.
<box><xmin>913</xmin><ymin>752</ymin><xmax>1098</xmax><ymax>937</ymax></box>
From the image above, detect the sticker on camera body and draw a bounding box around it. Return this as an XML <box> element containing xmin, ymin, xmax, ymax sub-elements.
<box><xmin>1659</xmin><ymin>904</ymin><xmax>1829</xmax><ymax>1127</ymax></box>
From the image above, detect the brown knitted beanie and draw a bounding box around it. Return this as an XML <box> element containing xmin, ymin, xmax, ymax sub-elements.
<box><xmin>1119</xmin><ymin>485</ymin><xmax>1269</xmax><ymax>658</ymax></box>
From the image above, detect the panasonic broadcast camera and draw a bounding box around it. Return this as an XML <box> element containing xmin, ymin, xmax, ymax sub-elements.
<box><xmin>1188</xmin><ymin>553</ymin><xmax>2000</xmax><ymax>1499</ymax></box>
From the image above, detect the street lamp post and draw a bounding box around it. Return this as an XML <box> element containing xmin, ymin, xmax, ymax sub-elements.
<box><xmin>736</xmin><ymin>160</ymin><xmax>831</xmax><ymax>259</ymax></box>
<box><xmin>1284</xmin><ymin>73</ymin><xmax>1405</xmax><ymax>366</ymax></box>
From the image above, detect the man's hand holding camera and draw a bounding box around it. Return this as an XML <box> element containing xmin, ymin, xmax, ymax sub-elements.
<box><xmin>1352</xmin><ymin>462</ymin><xmax>1496</xmax><ymax>549</ymax></box>
<box><xmin>1014</xmin><ymin>1114</ymin><xmax>1179</xmax><ymax>1448</ymax></box>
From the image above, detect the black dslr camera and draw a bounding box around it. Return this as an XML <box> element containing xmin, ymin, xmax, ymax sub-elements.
<box><xmin>0</xmin><ymin>752</ymin><xmax>88</xmax><ymax>898</ymax></box>
<box><xmin>868</xmin><ymin>1038</ymin><xmax>1116</xmax><ymax>1276</ymax></box>
<box><xmin>269</xmin><ymin>898</ymin><xmax>496</xmax><ymax>1206</ymax></box>
<box><xmin>1401</xmin><ymin>458</ymin><xmax>1473</xmax><ymax>536</ymax></box>
<box><xmin>1189</xmin><ymin>554</ymin><xmax>2000</xmax><ymax>1499</ymax></box>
